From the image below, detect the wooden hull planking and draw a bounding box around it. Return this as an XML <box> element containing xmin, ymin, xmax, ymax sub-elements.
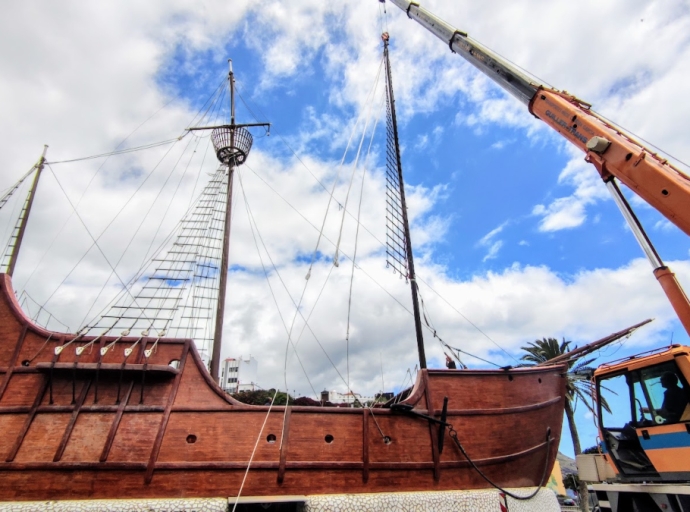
<box><xmin>0</xmin><ymin>274</ymin><xmax>566</xmax><ymax>500</ymax></box>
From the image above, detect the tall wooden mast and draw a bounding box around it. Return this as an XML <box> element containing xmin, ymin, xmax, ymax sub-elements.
<box><xmin>382</xmin><ymin>34</ymin><xmax>427</xmax><ymax>369</ymax></box>
<box><xmin>210</xmin><ymin>60</ymin><xmax>236</xmax><ymax>383</ymax></box>
<box><xmin>6</xmin><ymin>145</ymin><xmax>48</xmax><ymax>277</ymax></box>
<box><xmin>187</xmin><ymin>61</ymin><xmax>269</xmax><ymax>382</ymax></box>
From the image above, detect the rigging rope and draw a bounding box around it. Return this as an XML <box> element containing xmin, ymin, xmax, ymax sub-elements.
<box><xmin>46</xmin><ymin>138</ymin><xmax>185</xmax><ymax>165</ymax></box>
<box><xmin>18</xmin><ymin>291</ymin><xmax>70</xmax><ymax>332</ymax></box>
<box><xmin>238</xmin><ymin>167</ymin><xmax>387</xmax><ymax>405</ymax></box>
<box><xmin>71</xmin><ymin>133</ymin><xmax>199</xmax><ymax>331</ymax></box>
<box><xmin>237</xmin><ymin>170</ymin><xmax>319</xmax><ymax>399</ymax></box>
<box><xmin>447</xmin><ymin>423</ymin><xmax>552</xmax><ymax>501</ymax></box>
<box><xmin>246</xmin><ymin>134</ymin><xmax>519</xmax><ymax>366</ymax></box>
<box><xmin>37</xmin><ymin>136</ymin><xmax>184</xmax><ymax>315</ymax></box>
<box><xmin>333</xmin><ymin>58</ymin><xmax>384</xmax><ymax>268</ymax></box>
<box><xmin>230</xmin><ymin>73</ymin><xmax>524</xmax><ymax>370</ymax></box>
<box><xmin>244</xmin><ymin>155</ymin><xmax>518</xmax><ymax>375</ymax></box>
<box><xmin>0</xmin><ymin>165</ymin><xmax>37</xmax><ymax>212</ymax></box>
<box><xmin>80</xmin><ymin>163</ymin><xmax>227</xmax><ymax>360</ymax></box>
<box><xmin>416</xmin><ymin>289</ymin><xmax>466</xmax><ymax>369</ymax></box>
<box><xmin>45</xmin><ymin>165</ymin><xmax>159</xmax><ymax>331</ymax></box>
<box><xmin>306</xmin><ymin>55</ymin><xmax>385</xmax><ymax>280</ymax></box>
<box><xmin>230</xmin><ymin>389</ymin><xmax>279</xmax><ymax>512</ymax></box>
<box><xmin>345</xmin><ymin>91</ymin><xmax>384</xmax><ymax>393</ymax></box>
<box><xmin>255</xmin><ymin>58</ymin><xmax>387</xmax><ymax>403</ymax></box>
<box><xmin>415</xmin><ymin>274</ymin><xmax>519</xmax><ymax>364</ymax></box>
<box><xmin>24</xmin><ymin>74</ymin><xmax>229</xmax><ymax>343</ymax></box>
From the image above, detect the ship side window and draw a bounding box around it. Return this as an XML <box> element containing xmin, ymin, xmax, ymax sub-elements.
<box><xmin>637</xmin><ymin>361</ymin><xmax>690</xmax><ymax>425</ymax></box>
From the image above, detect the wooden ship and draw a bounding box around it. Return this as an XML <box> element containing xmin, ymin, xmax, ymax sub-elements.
<box><xmin>0</xmin><ymin>21</ymin><xmax>566</xmax><ymax>505</ymax></box>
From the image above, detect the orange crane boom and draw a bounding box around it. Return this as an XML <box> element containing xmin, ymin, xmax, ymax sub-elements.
<box><xmin>531</xmin><ymin>89</ymin><xmax>690</xmax><ymax>237</ymax></box>
<box><xmin>388</xmin><ymin>0</ymin><xmax>690</xmax><ymax>335</ymax></box>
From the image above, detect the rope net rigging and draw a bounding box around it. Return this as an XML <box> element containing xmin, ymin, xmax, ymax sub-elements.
<box><xmin>81</xmin><ymin>164</ymin><xmax>230</xmax><ymax>363</ymax></box>
<box><xmin>384</xmin><ymin>78</ymin><xmax>409</xmax><ymax>282</ymax></box>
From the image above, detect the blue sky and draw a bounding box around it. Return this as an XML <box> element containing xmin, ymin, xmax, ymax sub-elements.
<box><xmin>0</xmin><ymin>0</ymin><xmax>689</xmax><ymax>458</ymax></box>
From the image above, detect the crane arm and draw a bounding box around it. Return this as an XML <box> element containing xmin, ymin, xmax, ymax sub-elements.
<box><xmin>388</xmin><ymin>0</ymin><xmax>540</xmax><ymax>105</ymax></box>
<box><xmin>388</xmin><ymin>0</ymin><xmax>690</xmax><ymax>238</ymax></box>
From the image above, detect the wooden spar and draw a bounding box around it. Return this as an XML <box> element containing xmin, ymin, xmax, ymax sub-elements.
<box><xmin>6</xmin><ymin>145</ymin><xmax>48</xmax><ymax>277</ymax></box>
<box><xmin>207</xmin><ymin>61</ymin><xmax>269</xmax><ymax>382</ymax></box>
<box><xmin>383</xmin><ymin>35</ymin><xmax>427</xmax><ymax>369</ymax></box>
<box><xmin>211</xmin><ymin>60</ymin><xmax>236</xmax><ymax>383</ymax></box>
<box><xmin>536</xmin><ymin>319</ymin><xmax>653</xmax><ymax>367</ymax></box>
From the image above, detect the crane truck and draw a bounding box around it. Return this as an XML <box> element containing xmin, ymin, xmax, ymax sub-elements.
<box><xmin>386</xmin><ymin>1</ymin><xmax>690</xmax><ymax>511</ymax></box>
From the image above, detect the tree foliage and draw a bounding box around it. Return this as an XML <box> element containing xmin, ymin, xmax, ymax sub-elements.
<box><xmin>520</xmin><ymin>337</ymin><xmax>601</xmax><ymax>512</ymax></box>
<box><xmin>231</xmin><ymin>389</ymin><xmax>293</xmax><ymax>406</ymax></box>
<box><xmin>521</xmin><ymin>337</ymin><xmax>610</xmax><ymax>416</ymax></box>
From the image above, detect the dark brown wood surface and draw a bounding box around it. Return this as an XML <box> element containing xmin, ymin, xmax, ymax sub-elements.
<box><xmin>0</xmin><ymin>273</ymin><xmax>566</xmax><ymax>501</ymax></box>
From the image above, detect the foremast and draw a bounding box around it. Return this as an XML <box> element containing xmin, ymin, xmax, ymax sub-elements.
<box><xmin>189</xmin><ymin>60</ymin><xmax>270</xmax><ymax>382</ymax></box>
<box><xmin>4</xmin><ymin>145</ymin><xmax>48</xmax><ymax>277</ymax></box>
<box><xmin>211</xmin><ymin>60</ymin><xmax>237</xmax><ymax>384</ymax></box>
<box><xmin>382</xmin><ymin>33</ymin><xmax>427</xmax><ymax>369</ymax></box>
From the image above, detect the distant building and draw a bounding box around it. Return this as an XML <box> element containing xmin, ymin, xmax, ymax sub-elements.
<box><xmin>220</xmin><ymin>355</ymin><xmax>258</xmax><ymax>393</ymax></box>
<box><xmin>320</xmin><ymin>390</ymin><xmax>382</xmax><ymax>406</ymax></box>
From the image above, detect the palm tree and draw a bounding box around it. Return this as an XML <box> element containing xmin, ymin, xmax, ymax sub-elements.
<box><xmin>521</xmin><ymin>337</ymin><xmax>606</xmax><ymax>511</ymax></box>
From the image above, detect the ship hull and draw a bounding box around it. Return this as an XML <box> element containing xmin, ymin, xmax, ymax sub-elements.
<box><xmin>0</xmin><ymin>274</ymin><xmax>565</xmax><ymax>501</ymax></box>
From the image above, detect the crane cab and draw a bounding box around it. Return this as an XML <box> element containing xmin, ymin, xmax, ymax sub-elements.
<box><xmin>595</xmin><ymin>345</ymin><xmax>690</xmax><ymax>482</ymax></box>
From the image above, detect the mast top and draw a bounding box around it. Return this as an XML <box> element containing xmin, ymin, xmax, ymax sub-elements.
<box><xmin>184</xmin><ymin>58</ymin><xmax>268</xmax><ymax>167</ymax></box>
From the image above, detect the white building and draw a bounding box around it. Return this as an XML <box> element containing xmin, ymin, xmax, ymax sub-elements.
<box><xmin>320</xmin><ymin>390</ymin><xmax>377</xmax><ymax>405</ymax></box>
<box><xmin>220</xmin><ymin>355</ymin><xmax>258</xmax><ymax>393</ymax></box>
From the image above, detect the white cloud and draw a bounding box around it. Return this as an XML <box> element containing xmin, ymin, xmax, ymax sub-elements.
<box><xmin>478</xmin><ymin>222</ymin><xmax>506</xmax><ymax>245</ymax></box>
<box><xmin>654</xmin><ymin>219</ymin><xmax>675</xmax><ymax>233</ymax></box>
<box><xmin>482</xmin><ymin>241</ymin><xmax>503</xmax><ymax>262</ymax></box>
<box><xmin>490</xmin><ymin>140</ymin><xmax>507</xmax><ymax>150</ymax></box>
<box><xmin>0</xmin><ymin>0</ymin><xmax>688</xmax><ymax>414</ymax></box>
<box><xmin>533</xmin><ymin>197</ymin><xmax>586</xmax><ymax>232</ymax></box>
<box><xmin>476</xmin><ymin>221</ymin><xmax>508</xmax><ymax>262</ymax></box>
<box><xmin>414</xmin><ymin>134</ymin><xmax>429</xmax><ymax>150</ymax></box>
<box><xmin>533</xmin><ymin>149</ymin><xmax>611</xmax><ymax>232</ymax></box>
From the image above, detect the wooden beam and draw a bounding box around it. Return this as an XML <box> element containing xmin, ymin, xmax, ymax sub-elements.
<box><xmin>277</xmin><ymin>407</ymin><xmax>292</xmax><ymax>484</ymax></box>
<box><xmin>5</xmin><ymin>376</ymin><xmax>49</xmax><ymax>462</ymax></box>
<box><xmin>35</xmin><ymin>362</ymin><xmax>178</xmax><ymax>376</ymax></box>
<box><xmin>362</xmin><ymin>409</ymin><xmax>369</xmax><ymax>483</ymax></box>
<box><xmin>100</xmin><ymin>381</ymin><xmax>134</xmax><ymax>462</ymax></box>
<box><xmin>0</xmin><ymin>325</ymin><xmax>28</xmax><ymax>401</ymax></box>
<box><xmin>53</xmin><ymin>379</ymin><xmax>92</xmax><ymax>461</ymax></box>
<box><xmin>0</xmin><ymin>403</ymin><xmax>165</xmax><ymax>415</ymax></box>
<box><xmin>422</xmin><ymin>370</ymin><xmax>441</xmax><ymax>482</ymax></box>
<box><xmin>144</xmin><ymin>341</ymin><xmax>189</xmax><ymax>483</ymax></box>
